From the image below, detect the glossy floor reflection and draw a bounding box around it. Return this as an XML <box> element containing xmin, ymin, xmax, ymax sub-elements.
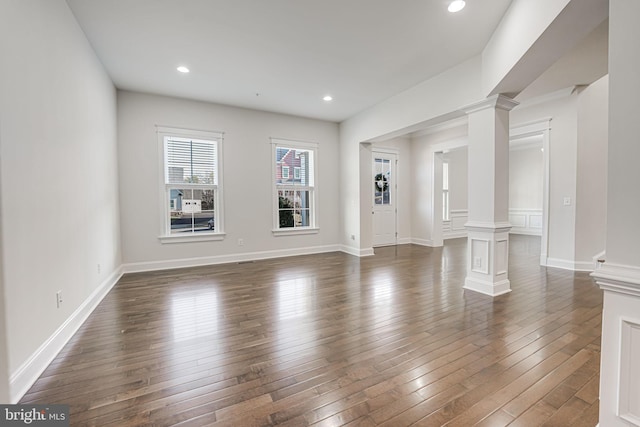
<box><xmin>21</xmin><ymin>236</ymin><xmax>601</xmax><ymax>426</ymax></box>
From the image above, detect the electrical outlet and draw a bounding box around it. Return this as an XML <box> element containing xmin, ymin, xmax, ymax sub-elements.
<box><xmin>351</xmin><ymin>234</ymin><xmax>356</xmax><ymax>240</ymax></box>
<box><xmin>473</xmin><ymin>257</ymin><xmax>482</xmax><ymax>269</ymax></box>
<box><xmin>56</xmin><ymin>291</ymin><xmax>63</xmax><ymax>308</ymax></box>
<box><xmin>238</xmin><ymin>238</ymin><xmax>244</xmax><ymax>246</ymax></box>
<box><xmin>97</xmin><ymin>263</ymin><xmax>101</xmax><ymax>274</ymax></box>
<box><xmin>563</xmin><ymin>197</ymin><xmax>571</xmax><ymax>206</ymax></box>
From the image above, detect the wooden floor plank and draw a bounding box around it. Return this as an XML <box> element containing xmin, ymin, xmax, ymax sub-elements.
<box><xmin>20</xmin><ymin>236</ymin><xmax>601</xmax><ymax>426</ymax></box>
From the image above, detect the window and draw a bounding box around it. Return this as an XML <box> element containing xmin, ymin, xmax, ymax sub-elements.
<box><xmin>272</xmin><ymin>138</ymin><xmax>318</xmax><ymax>234</ymax></box>
<box><xmin>442</xmin><ymin>161</ymin><xmax>450</xmax><ymax>221</ymax></box>
<box><xmin>157</xmin><ymin>127</ymin><xmax>224</xmax><ymax>242</ymax></box>
<box><xmin>374</xmin><ymin>158</ymin><xmax>391</xmax><ymax>205</ymax></box>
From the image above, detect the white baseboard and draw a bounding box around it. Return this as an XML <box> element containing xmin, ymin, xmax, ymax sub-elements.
<box><xmin>124</xmin><ymin>244</ymin><xmax>346</xmax><ymax>273</ymax></box>
<box><xmin>411</xmin><ymin>238</ymin><xmax>435</xmax><ymax>247</ymax></box>
<box><xmin>545</xmin><ymin>257</ymin><xmax>594</xmax><ymax>272</ymax></box>
<box><xmin>509</xmin><ymin>230</ymin><xmax>542</xmax><ymax>236</ymax></box>
<box><xmin>397</xmin><ymin>237</ymin><xmax>413</xmax><ymax>245</ymax></box>
<box><xmin>9</xmin><ymin>267</ymin><xmax>123</xmax><ymax>403</ymax></box>
<box><xmin>340</xmin><ymin>245</ymin><xmax>374</xmax><ymax>257</ymax></box>
<box><xmin>463</xmin><ymin>277</ymin><xmax>512</xmax><ymax>297</ymax></box>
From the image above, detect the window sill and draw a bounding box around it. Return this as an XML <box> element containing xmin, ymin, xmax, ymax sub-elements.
<box><xmin>159</xmin><ymin>232</ymin><xmax>226</xmax><ymax>244</ymax></box>
<box><xmin>272</xmin><ymin>227</ymin><xmax>319</xmax><ymax>237</ymax></box>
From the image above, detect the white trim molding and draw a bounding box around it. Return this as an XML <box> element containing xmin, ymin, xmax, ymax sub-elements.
<box><xmin>508</xmin><ymin>208</ymin><xmax>542</xmax><ymax>236</ymax></box>
<box><xmin>594</xmin><ymin>262</ymin><xmax>640</xmax><ymax>427</ymax></box>
<box><xmin>545</xmin><ymin>258</ymin><xmax>595</xmax><ymax>272</ymax></box>
<box><xmin>461</xmin><ymin>94</ymin><xmax>520</xmax><ymax>115</ymax></box>
<box><xmin>464</xmin><ymin>221</ymin><xmax>512</xmax><ymax>233</ymax></box>
<box><xmin>341</xmin><ymin>245</ymin><xmax>375</xmax><ymax>257</ymax></box>
<box><xmin>592</xmin><ymin>263</ymin><xmax>640</xmax><ymax>296</ymax></box>
<box><xmin>9</xmin><ymin>267</ymin><xmax>123</xmax><ymax>403</ymax></box>
<box><xmin>443</xmin><ymin>209</ymin><xmax>468</xmax><ymax>239</ymax></box>
<box><xmin>618</xmin><ymin>317</ymin><xmax>640</xmax><ymax>426</ymax></box>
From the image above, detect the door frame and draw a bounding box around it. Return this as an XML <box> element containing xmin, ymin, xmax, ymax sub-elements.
<box><xmin>509</xmin><ymin>119</ymin><xmax>551</xmax><ymax>266</ymax></box>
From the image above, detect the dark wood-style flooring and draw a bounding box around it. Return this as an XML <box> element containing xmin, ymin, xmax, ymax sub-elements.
<box><xmin>21</xmin><ymin>236</ymin><xmax>602</xmax><ymax>426</ymax></box>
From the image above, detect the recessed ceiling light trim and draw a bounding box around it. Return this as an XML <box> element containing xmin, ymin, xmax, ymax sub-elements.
<box><xmin>323</xmin><ymin>95</ymin><xmax>333</xmax><ymax>102</ymax></box>
<box><xmin>448</xmin><ymin>0</ymin><xmax>466</xmax><ymax>13</ymax></box>
<box><xmin>177</xmin><ymin>66</ymin><xmax>190</xmax><ymax>73</ymax></box>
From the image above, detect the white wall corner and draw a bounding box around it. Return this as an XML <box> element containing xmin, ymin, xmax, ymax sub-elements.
<box><xmin>9</xmin><ymin>267</ymin><xmax>124</xmax><ymax>403</ymax></box>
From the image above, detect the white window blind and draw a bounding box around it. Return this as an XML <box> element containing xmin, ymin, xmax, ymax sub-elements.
<box><xmin>165</xmin><ymin>137</ymin><xmax>218</xmax><ymax>185</ymax></box>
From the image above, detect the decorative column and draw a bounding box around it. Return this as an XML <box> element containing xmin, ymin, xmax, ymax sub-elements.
<box><xmin>591</xmin><ymin>1</ymin><xmax>640</xmax><ymax>425</ymax></box>
<box><xmin>463</xmin><ymin>95</ymin><xmax>518</xmax><ymax>296</ymax></box>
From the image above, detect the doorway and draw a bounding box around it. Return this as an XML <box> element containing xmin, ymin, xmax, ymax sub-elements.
<box><xmin>372</xmin><ymin>151</ymin><xmax>397</xmax><ymax>247</ymax></box>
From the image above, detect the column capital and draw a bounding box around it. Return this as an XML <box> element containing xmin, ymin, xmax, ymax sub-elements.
<box><xmin>462</xmin><ymin>94</ymin><xmax>519</xmax><ymax>115</ymax></box>
<box><xmin>592</xmin><ymin>263</ymin><xmax>640</xmax><ymax>297</ymax></box>
<box><xmin>464</xmin><ymin>221</ymin><xmax>512</xmax><ymax>233</ymax></box>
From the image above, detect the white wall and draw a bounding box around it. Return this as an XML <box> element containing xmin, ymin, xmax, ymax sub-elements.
<box><xmin>117</xmin><ymin>91</ymin><xmax>340</xmax><ymax>268</ymax></box>
<box><xmin>605</xmin><ymin>1</ymin><xmax>640</xmax><ymax>268</ymax></box>
<box><xmin>509</xmin><ymin>146</ymin><xmax>543</xmax><ymax>209</ymax></box>
<box><xmin>508</xmin><ymin>145</ymin><xmax>544</xmax><ymax>236</ymax></box>
<box><xmin>575</xmin><ymin>75</ymin><xmax>608</xmax><ymax>264</ymax></box>
<box><xmin>0</xmin><ymin>0</ymin><xmax>121</xmax><ymax>401</ymax></box>
<box><xmin>0</xmin><ymin>196</ymin><xmax>8</xmax><ymax>401</ymax></box>
<box><xmin>511</xmin><ymin>92</ymin><xmax>578</xmax><ymax>267</ymax></box>
<box><xmin>447</xmin><ymin>147</ymin><xmax>468</xmax><ymax>211</ymax></box>
<box><xmin>410</xmin><ymin>126</ymin><xmax>468</xmax><ymax>246</ymax></box>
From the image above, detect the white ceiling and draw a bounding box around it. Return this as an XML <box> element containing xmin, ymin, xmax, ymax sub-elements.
<box><xmin>66</xmin><ymin>0</ymin><xmax>514</xmax><ymax>122</ymax></box>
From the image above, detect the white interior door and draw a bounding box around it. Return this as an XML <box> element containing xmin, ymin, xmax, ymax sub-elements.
<box><xmin>373</xmin><ymin>152</ymin><xmax>397</xmax><ymax>247</ymax></box>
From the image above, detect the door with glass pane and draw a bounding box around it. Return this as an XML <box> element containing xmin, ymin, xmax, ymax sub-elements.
<box><xmin>373</xmin><ymin>152</ymin><xmax>397</xmax><ymax>246</ymax></box>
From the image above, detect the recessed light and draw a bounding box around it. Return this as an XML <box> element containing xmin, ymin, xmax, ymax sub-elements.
<box><xmin>323</xmin><ymin>95</ymin><xmax>333</xmax><ymax>102</ymax></box>
<box><xmin>177</xmin><ymin>66</ymin><xmax>190</xmax><ymax>73</ymax></box>
<box><xmin>448</xmin><ymin>0</ymin><xmax>466</xmax><ymax>13</ymax></box>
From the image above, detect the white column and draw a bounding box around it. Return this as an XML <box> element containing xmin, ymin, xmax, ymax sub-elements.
<box><xmin>463</xmin><ymin>95</ymin><xmax>518</xmax><ymax>296</ymax></box>
<box><xmin>591</xmin><ymin>1</ymin><xmax>640</xmax><ymax>426</ymax></box>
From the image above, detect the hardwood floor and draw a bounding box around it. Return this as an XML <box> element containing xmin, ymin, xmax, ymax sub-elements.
<box><xmin>21</xmin><ymin>236</ymin><xmax>602</xmax><ymax>426</ymax></box>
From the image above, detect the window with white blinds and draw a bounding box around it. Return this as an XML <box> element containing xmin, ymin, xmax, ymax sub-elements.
<box><xmin>157</xmin><ymin>127</ymin><xmax>224</xmax><ymax>241</ymax></box>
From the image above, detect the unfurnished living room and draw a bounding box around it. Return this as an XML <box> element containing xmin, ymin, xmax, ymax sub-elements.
<box><xmin>1</xmin><ymin>0</ymin><xmax>639</xmax><ymax>426</ymax></box>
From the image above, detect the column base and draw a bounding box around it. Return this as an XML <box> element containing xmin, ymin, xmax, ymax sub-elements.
<box><xmin>464</xmin><ymin>221</ymin><xmax>512</xmax><ymax>297</ymax></box>
<box><xmin>464</xmin><ymin>276</ymin><xmax>511</xmax><ymax>297</ymax></box>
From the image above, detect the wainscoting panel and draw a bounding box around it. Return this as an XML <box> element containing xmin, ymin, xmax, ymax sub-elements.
<box><xmin>619</xmin><ymin>318</ymin><xmax>640</xmax><ymax>426</ymax></box>
<box><xmin>509</xmin><ymin>208</ymin><xmax>543</xmax><ymax>236</ymax></box>
<box><xmin>443</xmin><ymin>209</ymin><xmax>468</xmax><ymax>239</ymax></box>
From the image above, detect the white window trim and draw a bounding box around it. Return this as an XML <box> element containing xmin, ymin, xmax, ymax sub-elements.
<box><xmin>157</xmin><ymin>126</ymin><xmax>225</xmax><ymax>243</ymax></box>
<box><xmin>270</xmin><ymin>138</ymin><xmax>319</xmax><ymax>235</ymax></box>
